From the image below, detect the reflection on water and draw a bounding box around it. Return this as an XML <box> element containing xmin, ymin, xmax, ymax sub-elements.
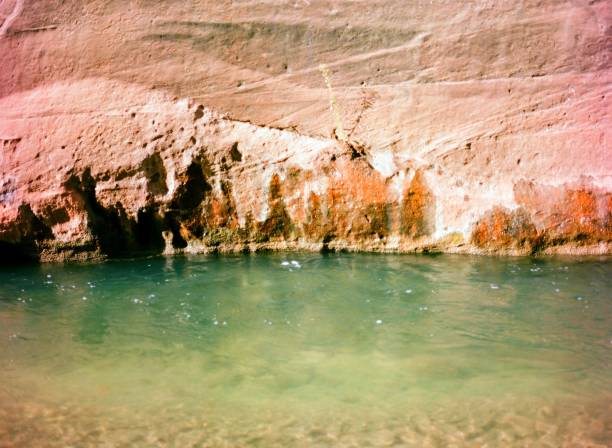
<box><xmin>0</xmin><ymin>254</ymin><xmax>610</xmax><ymax>447</ymax></box>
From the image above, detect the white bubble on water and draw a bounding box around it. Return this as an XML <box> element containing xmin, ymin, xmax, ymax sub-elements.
<box><xmin>291</xmin><ymin>260</ymin><xmax>301</xmax><ymax>268</ymax></box>
<box><xmin>281</xmin><ymin>261</ymin><xmax>290</xmax><ymax>266</ymax></box>
<box><xmin>82</xmin><ymin>296</ymin><xmax>88</xmax><ymax>301</ymax></box>
<box><xmin>46</xmin><ymin>274</ymin><xmax>52</xmax><ymax>278</ymax></box>
<box><xmin>405</xmin><ymin>289</ymin><xmax>413</xmax><ymax>294</ymax></box>
<box><xmin>375</xmin><ymin>319</ymin><xmax>383</xmax><ymax>325</ymax></box>
<box><xmin>490</xmin><ymin>284</ymin><xmax>499</xmax><ymax>290</ymax></box>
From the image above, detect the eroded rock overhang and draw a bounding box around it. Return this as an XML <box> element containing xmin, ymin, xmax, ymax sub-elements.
<box><xmin>0</xmin><ymin>0</ymin><xmax>610</xmax><ymax>261</ymax></box>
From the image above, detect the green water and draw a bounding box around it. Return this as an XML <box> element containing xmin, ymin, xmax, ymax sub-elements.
<box><xmin>0</xmin><ymin>254</ymin><xmax>610</xmax><ymax>447</ymax></box>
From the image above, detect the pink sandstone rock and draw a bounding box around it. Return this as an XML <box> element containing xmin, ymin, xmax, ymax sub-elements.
<box><xmin>0</xmin><ymin>0</ymin><xmax>610</xmax><ymax>261</ymax></box>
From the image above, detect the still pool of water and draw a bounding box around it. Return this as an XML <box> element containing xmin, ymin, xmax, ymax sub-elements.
<box><xmin>0</xmin><ymin>253</ymin><xmax>610</xmax><ymax>447</ymax></box>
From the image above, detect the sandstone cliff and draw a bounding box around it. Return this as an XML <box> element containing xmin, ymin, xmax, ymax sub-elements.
<box><xmin>0</xmin><ymin>0</ymin><xmax>610</xmax><ymax>261</ymax></box>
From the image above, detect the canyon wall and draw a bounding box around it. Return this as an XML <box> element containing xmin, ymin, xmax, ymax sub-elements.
<box><xmin>0</xmin><ymin>0</ymin><xmax>610</xmax><ymax>261</ymax></box>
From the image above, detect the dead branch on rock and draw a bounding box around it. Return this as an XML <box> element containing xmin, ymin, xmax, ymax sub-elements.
<box><xmin>0</xmin><ymin>0</ymin><xmax>24</xmax><ymax>37</ymax></box>
<box><xmin>319</xmin><ymin>66</ymin><xmax>379</xmax><ymax>166</ymax></box>
<box><xmin>319</xmin><ymin>63</ymin><xmax>348</xmax><ymax>143</ymax></box>
<box><xmin>347</xmin><ymin>86</ymin><xmax>377</xmax><ymax>141</ymax></box>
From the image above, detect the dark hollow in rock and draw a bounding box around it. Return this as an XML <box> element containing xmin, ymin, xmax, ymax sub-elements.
<box><xmin>63</xmin><ymin>169</ymin><xmax>165</xmax><ymax>257</ymax></box>
<box><xmin>194</xmin><ymin>105</ymin><xmax>205</xmax><ymax>121</ymax></box>
<box><xmin>229</xmin><ymin>142</ymin><xmax>242</xmax><ymax>162</ymax></box>
<box><xmin>0</xmin><ymin>204</ymin><xmax>53</xmax><ymax>263</ymax></box>
<box><xmin>141</xmin><ymin>152</ymin><xmax>168</xmax><ymax>196</ymax></box>
<box><xmin>170</xmin><ymin>161</ymin><xmax>212</xmax><ymax>211</ymax></box>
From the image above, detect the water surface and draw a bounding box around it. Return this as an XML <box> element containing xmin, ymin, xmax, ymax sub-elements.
<box><xmin>0</xmin><ymin>254</ymin><xmax>610</xmax><ymax>447</ymax></box>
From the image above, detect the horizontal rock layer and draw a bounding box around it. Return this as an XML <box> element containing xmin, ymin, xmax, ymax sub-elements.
<box><xmin>0</xmin><ymin>0</ymin><xmax>610</xmax><ymax>261</ymax></box>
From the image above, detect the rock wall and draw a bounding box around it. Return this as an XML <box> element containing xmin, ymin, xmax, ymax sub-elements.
<box><xmin>0</xmin><ymin>0</ymin><xmax>610</xmax><ymax>261</ymax></box>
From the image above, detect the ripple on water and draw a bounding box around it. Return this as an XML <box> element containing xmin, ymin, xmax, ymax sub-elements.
<box><xmin>0</xmin><ymin>254</ymin><xmax>609</xmax><ymax>446</ymax></box>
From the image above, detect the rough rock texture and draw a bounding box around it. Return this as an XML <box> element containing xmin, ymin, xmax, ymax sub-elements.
<box><xmin>0</xmin><ymin>0</ymin><xmax>610</xmax><ymax>261</ymax></box>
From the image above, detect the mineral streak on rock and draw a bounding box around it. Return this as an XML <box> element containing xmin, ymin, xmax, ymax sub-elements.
<box><xmin>471</xmin><ymin>207</ymin><xmax>540</xmax><ymax>254</ymax></box>
<box><xmin>0</xmin><ymin>1</ymin><xmax>610</xmax><ymax>261</ymax></box>
<box><xmin>258</xmin><ymin>173</ymin><xmax>293</xmax><ymax>242</ymax></box>
<box><xmin>401</xmin><ymin>170</ymin><xmax>435</xmax><ymax>239</ymax></box>
<box><xmin>513</xmin><ymin>180</ymin><xmax>612</xmax><ymax>252</ymax></box>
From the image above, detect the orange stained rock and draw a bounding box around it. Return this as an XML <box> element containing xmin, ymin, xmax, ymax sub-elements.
<box><xmin>268</xmin><ymin>173</ymin><xmax>283</xmax><ymax>201</ymax></box>
<box><xmin>472</xmin><ymin>208</ymin><xmax>513</xmax><ymax>248</ymax></box>
<box><xmin>178</xmin><ymin>222</ymin><xmax>193</xmax><ymax>242</ymax></box>
<box><xmin>208</xmin><ymin>196</ymin><xmax>231</xmax><ymax>228</ymax></box>
<box><xmin>562</xmin><ymin>189</ymin><xmax>597</xmax><ymax>229</ymax></box>
<box><xmin>471</xmin><ymin>207</ymin><xmax>538</xmax><ymax>250</ymax></box>
<box><xmin>258</xmin><ymin>173</ymin><xmax>292</xmax><ymax>240</ymax></box>
<box><xmin>303</xmin><ymin>192</ymin><xmax>325</xmax><ymax>239</ymax></box>
<box><xmin>280</xmin><ymin>168</ymin><xmax>312</xmax><ymax>226</ymax></box>
<box><xmin>401</xmin><ymin>170</ymin><xmax>434</xmax><ymax>238</ymax></box>
<box><xmin>515</xmin><ymin>180</ymin><xmax>611</xmax><ymax>242</ymax></box>
<box><xmin>330</xmin><ymin>159</ymin><xmax>388</xmax><ymax>205</ymax></box>
<box><xmin>316</xmin><ymin>160</ymin><xmax>391</xmax><ymax>239</ymax></box>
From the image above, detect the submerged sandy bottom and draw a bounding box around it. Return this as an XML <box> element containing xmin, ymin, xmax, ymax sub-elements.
<box><xmin>0</xmin><ymin>254</ymin><xmax>610</xmax><ymax>447</ymax></box>
<box><xmin>1</xmin><ymin>395</ymin><xmax>609</xmax><ymax>447</ymax></box>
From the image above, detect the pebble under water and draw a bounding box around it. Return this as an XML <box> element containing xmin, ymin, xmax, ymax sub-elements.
<box><xmin>0</xmin><ymin>253</ymin><xmax>610</xmax><ymax>447</ymax></box>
